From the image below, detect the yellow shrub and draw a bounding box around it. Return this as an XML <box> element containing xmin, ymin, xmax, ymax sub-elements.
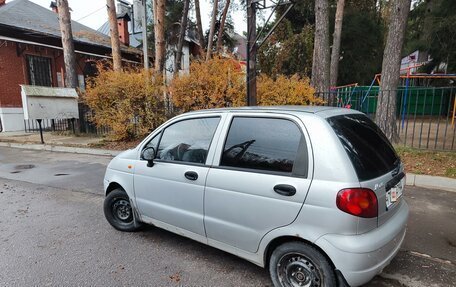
<box><xmin>84</xmin><ymin>59</ymin><xmax>322</xmax><ymax>141</ymax></box>
<box><xmin>257</xmin><ymin>74</ymin><xmax>322</xmax><ymax>106</ymax></box>
<box><xmin>170</xmin><ymin>58</ymin><xmax>322</xmax><ymax>112</ymax></box>
<box><xmin>84</xmin><ymin>65</ymin><xmax>166</xmax><ymax>141</ymax></box>
<box><xmin>170</xmin><ymin>57</ymin><xmax>246</xmax><ymax>112</ymax></box>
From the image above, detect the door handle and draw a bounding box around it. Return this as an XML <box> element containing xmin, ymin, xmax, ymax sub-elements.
<box><xmin>184</xmin><ymin>171</ymin><xmax>198</xmax><ymax>181</ymax></box>
<box><xmin>273</xmin><ymin>184</ymin><xmax>296</xmax><ymax>196</ymax></box>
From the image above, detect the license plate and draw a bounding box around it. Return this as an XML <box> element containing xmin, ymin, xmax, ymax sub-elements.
<box><xmin>386</xmin><ymin>179</ymin><xmax>404</xmax><ymax>208</ymax></box>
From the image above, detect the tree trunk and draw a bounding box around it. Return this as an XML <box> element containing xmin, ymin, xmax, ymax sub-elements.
<box><xmin>194</xmin><ymin>0</ymin><xmax>205</xmax><ymax>55</ymax></box>
<box><xmin>330</xmin><ymin>0</ymin><xmax>345</xmax><ymax>87</ymax></box>
<box><xmin>174</xmin><ymin>0</ymin><xmax>190</xmax><ymax>75</ymax></box>
<box><xmin>311</xmin><ymin>0</ymin><xmax>330</xmax><ymax>95</ymax></box>
<box><xmin>107</xmin><ymin>0</ymin><xmax>122</xmax><ymax>71</ymax></box>
<box><xmin>141</xmin><ymin>0</ymin><xmax>149</xmax><ymax>69</ymax></box>
<box><xmin>216</xmin><ymin>0</ymin><xmax>231</xmax><ymax>53</ymax></box>
<box><xmin>376</xmin><ymin>0</ymin><xmax>411</xmax><ymax>142</ymax></box>
<box><xmin>154</xmin><ymin>0</ymin><xmax>166</xmax><ymax>73</ymax></box>
<box><xmin>56</xmin><ymin>0</ymin><xmax>78</xmax><ymax>88</ymax></box>
<box><xmin>206</xmin><ymin>0</ymin><xmax>219</xmax><ymax>61</ymax></box>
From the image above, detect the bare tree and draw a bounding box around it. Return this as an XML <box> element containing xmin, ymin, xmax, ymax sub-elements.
<box><xmin>107</xmin><ymin>0</ymin><xmax>122</xmax><ymax>71</ymax></box>
<box><xmin>330</xmin><ymin>0</ymin><xmax>345</xmax><ymax>87</ymax></box>
<box><xmin>56</xmin><ymin>0</ymin><xmax>78</xmax><ymax>88</ymax></box>
<box><xmin>311</xmin><ymin>0</ymin><xmax>330</xmax><ymax>95</ymax></box>
<box><xmin>206</xmin><ymin>0</ymin><xmax>219</xmax><ymax>60</ymax></box>
<box><xmin>194</xmin><ymin>0</ymin><xmax>205</xmax><ymax>55</ymax></box>
<box><xmin>216</xmin><ymin>0</ymin><xmax>231</xmax><ymax>53</ymax></box>
<box><xmin>154</xmin><ymin>0</ymin><xmax>166</xmax><ymax>73</ymax></box>
<box><xmin>175</xmin><ymin>0</ymin><xmax>190</xmax><ymax>75</ymax></box>
<box><xmin>376</xmin><ymin>0</ymin><xmax>411</xmax><ymax>142</ymax></box>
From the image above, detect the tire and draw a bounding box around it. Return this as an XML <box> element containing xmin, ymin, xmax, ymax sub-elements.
<box><xmin>103</xmin><ymin>188</ymin><xmax>141</xmax><ymax>232</ymax></box>
<box><xmin>269</xmin><ymin>242</ymin><xmax>336</xmax><ymax>287</ymax></box>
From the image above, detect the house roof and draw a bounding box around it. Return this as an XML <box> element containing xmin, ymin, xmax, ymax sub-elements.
<box><xmin>0</xmin><ymin>0</ymin><xmax>137</xmax><ymax>53</ymax></box>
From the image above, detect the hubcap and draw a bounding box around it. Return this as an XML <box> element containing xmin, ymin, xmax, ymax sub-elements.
<box><xmin>112</xmin><ymin>199</ymin><xmax>132</xmax><ymax>222</ymax></box>
<box><xmin>277</xmin><ymin>253</ymin><xmax>321</xmax><ymax>287</ymax></box>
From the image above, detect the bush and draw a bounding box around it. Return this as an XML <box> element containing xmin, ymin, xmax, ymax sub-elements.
<box><xmin>170</xmin><ymin>57</ymin><xmax>322</xmax><ymax>111</ymax></box>
<box><xmin>84</xmin><ymin>65</ymin><xmax>166</xmax><ymax>141</ymax></box>
<box><xmin>170</xmin><ymin>57</ymin><xmax>246</xmax><ymax>112</ymax></box>
<box><xmin>84</xmin><ymin>59</ymin><xmax>322</xmax><ymax>141</ymax></box>
<box><xmin>257</xmin><ymin>74</ymin><xmax>322</xmax><ymax>106</ymax></box>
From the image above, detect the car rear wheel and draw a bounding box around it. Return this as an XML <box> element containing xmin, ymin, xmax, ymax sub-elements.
<box><xmin>104</xmin><ymin>189</ymin><xmax>140</xmax><ymax>232</ymax></box>
<box><xmin>269</xmin><ymin>242</ymin><xmax>336</xmax><ymax>287</ymax></box>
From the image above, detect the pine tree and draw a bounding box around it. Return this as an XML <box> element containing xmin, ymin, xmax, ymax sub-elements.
<box><xmin>376</xmin><ymin>0</ymin><xmax>411</xmax><ymax>141</ymax></box>
<box><xmin>107</xmin><ymin>0</ymin><xmax>122</xmax><ymax>71</ymax></box>
<box><xmin>154</xmin><ymin>0</ymin><xmax>166</xmax><ymax>73</ymax></box>
<box><xmin>206</xmin><ymin>0</ymin><xmax>219</xmax><ymax>60</ymax></box>
<box><xmin>175</xmin><ymin>0</ymin><xmax>190</xmax><ymax>75</ymax></box>
<box><xmin>311</xmin><ymin>0</ymin><xmax>330</xmax><ymax>94</ymax></box>
<box><xmin>330</xmin><ymin>0</ymin><xmax>345</xmax><ymax>87</ymax></box>
<box><xmin>56</xmin><ymin>0</ymin><xmax>78</xmax><ymax>88</ymax></box>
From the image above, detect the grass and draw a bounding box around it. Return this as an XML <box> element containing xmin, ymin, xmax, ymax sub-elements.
<box><xmin>395</xmin><ymin>146</ymin><xmax>456</xmax><ymax>179</ymax></box>
<box><xmin>88</xmin><ymin>138</ymin><xmax>141</xmax><ymax>151</ymax></box>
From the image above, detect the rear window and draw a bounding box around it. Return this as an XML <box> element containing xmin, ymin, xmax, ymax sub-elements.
<box><xmin>327</xmin><ymin>114</ymin><xmax>399</xmax><ymax>181</ymax></box>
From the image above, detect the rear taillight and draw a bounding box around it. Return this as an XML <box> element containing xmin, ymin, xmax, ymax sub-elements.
<box><xmin>336</xmin><ymin>188</ymin><xmax>378</xmax><ymax>218</ymax></box>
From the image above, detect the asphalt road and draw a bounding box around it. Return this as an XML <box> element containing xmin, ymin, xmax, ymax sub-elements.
<box><xmin>0</xmin><ymin>147</ymin><xmax>110</xmax><ymax>194</ymax></box>
<box><xmin>0</xmin><ymin>146</ymin><xmax>455</xmax><ymax>287</ymax></box>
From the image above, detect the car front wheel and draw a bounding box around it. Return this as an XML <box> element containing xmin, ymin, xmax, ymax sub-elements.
<box><xmin>269</xmin><ymin>242</ymin><xmax>336</xmax><ymax>287</ymax></box>
<box><xmin>103</xmin><ymin>188</ymin><xmax>140</xmax><ymax>232</ymax></box>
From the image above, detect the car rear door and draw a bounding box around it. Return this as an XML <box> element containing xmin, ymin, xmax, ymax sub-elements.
<box><xmin>204</xmin><ymin>113</ymin><xmax>313</xmax><ymax>253</ymax></box>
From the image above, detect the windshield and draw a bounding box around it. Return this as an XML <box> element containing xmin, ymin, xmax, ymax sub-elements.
<box><xmin>327</xmin><ymin>113</ymin><xmax>400</xmax><ymax>181</ymax></box>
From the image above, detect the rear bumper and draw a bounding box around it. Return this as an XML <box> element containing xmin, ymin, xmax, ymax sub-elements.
<box><xmin>315</xmin><ymin>200</ymin><xmax>409</xmax><ymax>286</ymax></box>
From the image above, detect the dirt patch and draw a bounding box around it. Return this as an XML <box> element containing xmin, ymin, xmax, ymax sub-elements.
<box><xmin>396</xmin><ymin>147</ymin><xmax>456</xmax><ymax>179</ymax></box>
<box><xmin>169</xmin><ymin>272</ymin><xmax>181</xmax><ymax>283</ymax></box>
<box><xmin>88</xmin><ymin>139</ymin><xmax>141</xmax><ymax>151</ymax></box>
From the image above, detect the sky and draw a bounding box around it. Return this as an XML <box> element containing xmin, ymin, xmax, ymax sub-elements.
<box><xmin>28</xmin><ymin>0</ymin><xmax>248</xmax><ymax>34</ymax></box>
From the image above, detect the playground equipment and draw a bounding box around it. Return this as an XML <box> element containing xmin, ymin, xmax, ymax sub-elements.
<box><xmin>357</xmin><ymin>65</ymin><xmax>456</xmax><ymax>128</ymax></box>
<box><xmin>331</xmin><ymin>83</ymin><xmax>359</xmax><ymax>108</ymax></box>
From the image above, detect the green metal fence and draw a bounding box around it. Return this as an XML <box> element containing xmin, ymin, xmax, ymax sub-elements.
<box><xmin>322</xmin><ymin>86</ymin><xmax>456</xmax><ymax>151</ymax></box>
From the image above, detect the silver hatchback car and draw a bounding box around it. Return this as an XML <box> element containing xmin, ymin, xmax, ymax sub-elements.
<box><xmin>103</xmin><ymin>106</ymin><xmax>408</xmax><ymax>287</ymax></box>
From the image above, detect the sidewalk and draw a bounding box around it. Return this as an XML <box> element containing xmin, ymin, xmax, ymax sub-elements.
<box><xmin>0</xmin><ymin>131</ymin><xmax>120</xmax><ymax>156</ymax></box>
<box><xmin>1</xmin><ymin>131</ymin><xmax>455</xmax><ymax>192</ymax></box>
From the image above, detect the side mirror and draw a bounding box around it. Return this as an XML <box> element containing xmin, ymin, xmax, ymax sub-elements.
<box><xmin>141</xmin><ymin>147</ymin><xmax>156</xmax><ymax>167</ymax></box>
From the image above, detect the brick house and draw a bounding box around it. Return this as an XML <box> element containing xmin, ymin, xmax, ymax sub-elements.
<box><xmin>0</xmin><ymin>0</ymin><xmax>142</xmax><ymax>132</ymax></box>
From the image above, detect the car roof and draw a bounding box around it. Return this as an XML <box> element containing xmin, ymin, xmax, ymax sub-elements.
<box><xmin>185</xmin><ymin>106</ymin><xmax>363</xmax><ymax>118</ymax></box>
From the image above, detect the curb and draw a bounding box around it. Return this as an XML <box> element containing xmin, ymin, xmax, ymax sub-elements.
<box><xmin>405</xmin><ymin>173</ymin><xmax>456</xmax><ymax>193</ymax></box>
<box><xmin>0</xmin><ymin>142</ymin><xmax>120</xmax><ymax>157</ymax></box>
<box><xmin>1</xmin><ymin>141</ymin><xmax>455</xmax><ymax>192</ymax></box>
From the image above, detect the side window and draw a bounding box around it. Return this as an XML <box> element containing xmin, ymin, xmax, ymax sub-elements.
<box><xmin>156</xmin><ymin>117</ymin><xmax>220</xmax><ymax>164</ymax></box>
<box><xmin>220</xmin><ymin>117</ymin><xmax>305</xmax><ymax>174</ymax></box>
<box><xmin>144</xmin><ymin>132</ymin><xmax>161</xmax><ymax>150</ymax></box>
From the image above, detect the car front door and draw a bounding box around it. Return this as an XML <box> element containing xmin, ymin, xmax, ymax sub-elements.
<box><xmin>204</xmin><ymin>114</ymin><xmax>313</xmax><ymax>253</ymax></box>
<box><xmin>134</xmin><ymin>116</ymin><xmax>222</xmax><ymax>239</ymax></box>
